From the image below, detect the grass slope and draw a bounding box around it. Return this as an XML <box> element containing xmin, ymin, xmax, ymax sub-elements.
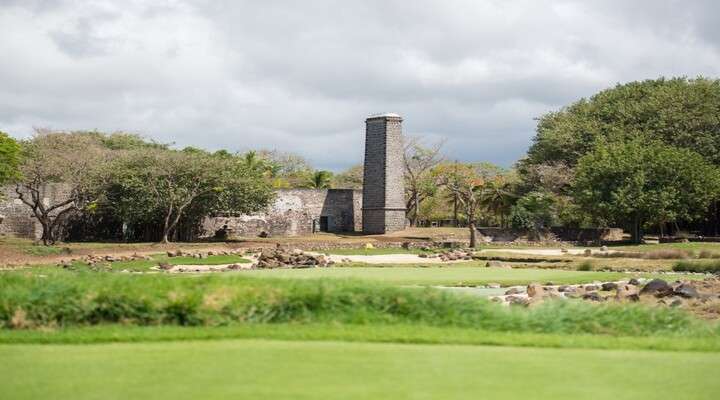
<box><xmin>2</xmin><ymin>339</ymin><xmax>718</xmax><ymax>400</ymax></box>
<box><xmin>2</xmin><ymin>323</ymin><xmax>719</xmax><ymax>352</ymax></box>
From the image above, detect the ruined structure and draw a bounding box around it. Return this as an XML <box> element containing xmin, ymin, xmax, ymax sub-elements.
<box><xmin>0</xmin><ymin>114</ymin><xmax>404</xmax><ymax>239</ymax></box>
<box><xmin>361</xmin><ymin>113</ymin><xmax>406</xmax><ymax>234</ymax></box>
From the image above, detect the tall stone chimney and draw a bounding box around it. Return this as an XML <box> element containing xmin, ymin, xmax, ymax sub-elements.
<box><xmin>362</xmin><ymin>113</ymin><xmax>406</xmax><ymax>234</ymax></box>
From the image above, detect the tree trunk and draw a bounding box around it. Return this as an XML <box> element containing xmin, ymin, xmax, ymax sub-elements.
<box><xmin>453</xmin><ymin>194</ymin><xmax>458</xmax><ymax>227</ymax></box>
<box><xmin>631</xmin><ymin>215</ymin><xmax>642</xmax><ymax>244</ymax></box>
<box><xmin>412</xmin><ymin>191</ymin><xmax>419</xmax><ymax>227</ymax></box>
<box><xmin>161</xmin><ymin>207</ymin><xmax>173</xmax><ymax>244</ymax></box>
<box><xmin>469</xmin><ymin>221</ymin><xmax>477</xmax><ymax>248</ymax></box>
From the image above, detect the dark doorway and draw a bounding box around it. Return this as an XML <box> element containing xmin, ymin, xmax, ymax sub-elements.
<box><xmin>319</xmin><ymin>216</ymin><xmax>329</xmax><ymax>232</ymax></box>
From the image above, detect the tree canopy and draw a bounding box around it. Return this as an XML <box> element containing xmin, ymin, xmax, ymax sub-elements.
<box><xmin>0</xmin><ymin>131</ymin><xmax>21</xmax><ymax>188</ymax></box>
<box><xmin>523</xmin><ymin>77</ymin><xmax>720</xmax><ymax>170</ymax></box>
<box><xmin>573</xmin><ymin>140</ymin><xmax>720</xmax><ymax>242</ymax></box>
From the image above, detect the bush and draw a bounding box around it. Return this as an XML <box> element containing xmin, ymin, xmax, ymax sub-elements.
<box><xmin>0</xmin><ymin>272</ymin><xmax>708</xmax><ymax>337</ymax></box>
<box><xmin>673</xmin><ymin>260</ymin><xmax>720</xmax><ymax>273</ymax></box>
<box><xmin>576</xmin><ymin>261</ymin><xmax>593</xmax><ymax>271</ymax></box>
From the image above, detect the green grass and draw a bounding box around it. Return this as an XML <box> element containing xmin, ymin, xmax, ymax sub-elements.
<box><xmin>612</xmin><ymin>242</ymin><xmax>720</xmax><ymax>252</ymax></box>
<box><xmin>240</xmin><ymin>266</ymin><xmax>694</xmax><ymax>286</ymax></box>
<box><xmin>0</xmin><ymin>272</ymin><xmax>715</xmax><ymax>337</ymax></box>
<box><xmin>105</xmin><ymin>254</ymin><xmax>250</xmax><ymax>271</ymax></box>
<box><xmin>2</xmin><ymin>339</ymin><xmax>719</xmax><ymax>400</ymax></box>
<box><xmin>2</xmin><ymin>323</ymin><xmax>719</xmax><ymax>352</ymax></box>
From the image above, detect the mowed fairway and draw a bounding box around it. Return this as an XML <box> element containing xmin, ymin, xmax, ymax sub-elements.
<box><xmin>240</xmin><ymin>266</ymin><xmax>679</xmax><ymax>286</ymax></box>
<box><xmin>1</xmin><ymin>339</ymin><xmax>718</xmax><ymax>400</ymax></box>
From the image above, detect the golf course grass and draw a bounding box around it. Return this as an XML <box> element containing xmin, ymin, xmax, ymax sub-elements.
<box><xmin>2</xmin><ymin>338</ymin><xmax>718</xmax><ymax>400</ymax></box>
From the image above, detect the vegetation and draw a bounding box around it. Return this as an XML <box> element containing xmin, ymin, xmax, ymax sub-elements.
<box><xmin>673</xmin><ymin>260</ymin><xmax>720</xmax><ymax>273</ymax></box>
<box><xmin>0</xmin><ymin>131</ymin><xmax>20</xmax><ymax>190</ymax></box>
<box><xmin>0</xmin><ymin>273</ymin><xmax>712</xmax><ymax>337</ymax></box>
<box><xmin>101</xmin><ymin>147</ymin><xmax>273</xmax><ymax>243</ymax></box>
<box><xmin>404</xmin><ymin>137</ymin><xmax>444</xmax><ymax>226</ymax></box>
<box><xmin>14</xmin><ymin>131</ymin><xmax>111</xmax><ymax>245</ymax></box>
<box><xmin>573</xmin><ymin>140</ymin><xmax>720</xmax><ymax>242</ymax></box>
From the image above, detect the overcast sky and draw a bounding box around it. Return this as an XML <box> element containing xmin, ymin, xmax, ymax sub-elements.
<box><xmin>1</xmin><ymin>1</ymin><xmax>720</xmax><ymax>171</ymax></box>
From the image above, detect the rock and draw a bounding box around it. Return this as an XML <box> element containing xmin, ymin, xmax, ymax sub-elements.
<box><xmin>584</xmin><ymin>284</ymin><xmax>600</xmax><ymax>291</ymax></box>
<box><xmin>601</xmin><ymin>282</ymin><xmax>618</xmax><ymax>291</ymax></box>
<box><xmin>507</xmin><ymin>295</ymin><xmax>530</xmax><ymax>306</ymax></box>
<box><xmin>673</xmin><ymin>283</ymin><xmax>700</xmax><ymax>299</ymax></box>
<box><xmin>401</xmin><ymin>242</ymin><xmax>411</xmax><ymax>249</ymax></box>
<box><xmin>158</xmin><ymin>262</ymin><xmax>172</xmax><ymax>271</ymax></box>
<box><xmin>487</xmin><ymin>283</ymin><xmax>501</xmax><ymax>289</ymax></box>
<box><xmin>527</xmin><ymin>283</ymin><xmax>545</xmax><ymax>298</ymax></box>
<box><xmin>558</xmin><ymin>285</ymin><xmax>572</xmax><ymax>293</ymax></box>
<box><xmin>364</xmin><ymin>243</ymin><xmax>374</xmax><ymax>249</ymax></box>
<box><xmin>615</xmin><ymin>285</ymin><xmax>640</xmax><ymax>302</ymax></box>
<box><xmin>418</xmin><ymin>253</ymin><xmax>428</xmax><ymax>258</ymax></box>
<box><xmin>582</xmin><ymin>292</ymin><xmax>604</xmax><ymax>302</ymax></box>
<box><xmin>640</xmin><ymin>279</ymin><xmax>673</xmax><ymax>297</ymax></box>
<box><xmin>670</xmin><ymin>298</ymin><xmax>683</xmax><ymax>307</ymax></box>
<box><xmin>628</xmin><ymin>278</ymin><xmax>640</xmax><ymax>286</ymax></box>
<box><xmin>504</xmin><ymin>287</ymin><xmax>523</xmax><ymax>295</ymax></box>
<box><xmin>584</xmin><ymin>249</ymin><xmax>592</xmax><ymax>256</ymax></box>
<box><xmin>600</xmin><ymin>245</ymin><xmax>608</xmax><ymax>252</ymax></box>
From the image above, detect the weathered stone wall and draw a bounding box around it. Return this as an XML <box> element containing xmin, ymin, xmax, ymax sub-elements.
<box><xmin>201</xmin><ymin>189</ymin><xmax>362</xmax><ymax>238</ymax></box>
<box><xmin>362</xmin><ymin>114</ymin><xmax>406</xmax><ymax>234</ymax></box>
<box><xmin>0</xmin><ymin>184</ymin><xmax>73</xmax><ymax>239</ymax></box>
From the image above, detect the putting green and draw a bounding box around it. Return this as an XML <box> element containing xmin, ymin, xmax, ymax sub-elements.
<box><xmin>239</xmin><ymin>266</ymin><xmax>677</xmax><ymax>286</ymax></box>
<box><xmin>1</xmin><ymin>339</ymin><xmax>717</xmax><ymax>400</ymax></box>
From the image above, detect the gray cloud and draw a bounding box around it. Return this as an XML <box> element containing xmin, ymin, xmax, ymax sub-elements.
<box><xmin>1</xmin><ymin>0</ymin><xmax>719</xmax><ymax>170</ymax></box>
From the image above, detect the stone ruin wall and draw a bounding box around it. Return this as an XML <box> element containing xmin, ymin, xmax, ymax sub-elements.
<box><xmin>0</xmin><ymin>184</ymin><xmax>73</xmax><ymax>239</ymax></box>
<box><xmin>201</xmin><ymin>189</ymin><xmax>362</xmax><ymax>238</ymax></box>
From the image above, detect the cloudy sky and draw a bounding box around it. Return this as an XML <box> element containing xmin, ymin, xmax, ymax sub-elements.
<box><xmin>1</xmin><ymin>1</ymin><xmax>719</xmax><ymax>170</ymax></box>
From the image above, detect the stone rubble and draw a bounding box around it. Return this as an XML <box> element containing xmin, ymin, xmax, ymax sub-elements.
<box><xmin>254</xmin><ymin>249</ymin><xmax>332</xmax><ymax>269</ymax></box>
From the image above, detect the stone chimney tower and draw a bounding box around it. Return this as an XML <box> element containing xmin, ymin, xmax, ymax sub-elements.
<box><xmin>362</xmin><ymin>113</ymin><xmax>406</xmax><ymax>234</ymax></box>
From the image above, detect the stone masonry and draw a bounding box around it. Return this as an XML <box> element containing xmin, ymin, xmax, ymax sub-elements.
<box><xmin>362</xmin><ymin>113</ymin><xmax>406</xmax><ymax>234</ymax></box>
<box><xmin>201</xmin><ymin>189</ymin><xmax>362</xmax><ymax>238</ymax></box>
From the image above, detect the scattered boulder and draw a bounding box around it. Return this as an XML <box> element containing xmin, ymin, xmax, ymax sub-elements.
<box><xmin>615</xmin><ymin>285</ymin><xmax>640</xmax><ymax>302</ymax></box>
<box><xmin>254</xmin><ymin>249</ymin><xmax>329</xmax><ymax>269</ymax></box>
<box><xmin>640</xmin><ymin>279</ymin><xmax>673</xmax><ymax>297</ymax></box>
<box><xmin>486</xmin><ymin>283</ymin><xmax>501</xmax><ymax>289</ymax></box>
<box><xmin>582</xmin><ymin>292</ymin><xmax>604</xmax><ymax>302</ymax></box>
<box><xmin>673</xmin><ymin>283</ymin><xmax>700</xmax><ymax>299</ymax></box>
<box><xmin>158</xmin><ymin>262</ymin><xmax>173</xmax><ymax>271</ymax></box>
<box><xmin>628</xmin><ymin>278</ymin><xmax>640</xmax><ymax>286</ymax></box>
<box><xmin>504</xmin><ymin>287</ymin><xmax>523</xmax><ymax>295</ymax></box>
<box><xmin>527</xmin><ymin>283</ymin><xmax>545</xmax><ymax>298</ymax></box>
<box><xmin>601</xmin><ymin>282</ymin><xmax>618</xmax><ymax>291</ymax></box>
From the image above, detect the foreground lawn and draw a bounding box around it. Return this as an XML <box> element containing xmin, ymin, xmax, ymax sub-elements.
<box><xmin>241</xmin><ymin>266</ymin><xmax>691</xmax><ymax>286</ymax></box>
<box><xmin>1</xmin><ymin>339</ymin><xmax>718</xmax><ymax>400</ymax></box>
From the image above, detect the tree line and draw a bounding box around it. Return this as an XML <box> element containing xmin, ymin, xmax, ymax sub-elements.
<box><xmin>2</xmin><ymin>76</ymin><xmax>720</xmax><ymax>245</ymax></box>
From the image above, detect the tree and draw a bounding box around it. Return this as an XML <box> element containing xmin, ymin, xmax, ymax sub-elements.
<box><xmin>434</xmin><ymin>163</ymin><xmax>485</xmax><ymax>247</ymax></box>
<box><xmin>404</xmin><ymin>137</ymin><xmax>444</xmax><ymax>226</ymax></box>
<box><xmin>103</xmin><ymin>148</ymin><xmax>273</xmax><ymax>243</ymax></box>
<box><xmin>0</xmin><ymin>131</ymin><xmax>21</xmax><ymax>189</ymax></box>
<box><xmin>524</xmin><ymin>77</ymin><xmax>720</xmax><ymax>169</ymax></box>
<box><xmin>509</xmin><ymin>191</ymin><xmax>558</xmax><ymax>237</ymax></box>
<box><xmin>305</xmin><ymin>170</ymin><xmax>333</xmax><ymax>189</ymax></box>
<box><xmin>573</xmin><ymin>140</ymin><xmax>720</xmax><ymax>243</ymax></box>
<box><xmin>332</xmin><ymin>164</ymin><xmax>363</xmax><ymax>189</ymax></box>
<box><xmin>15</xmin><ymin>131</ymin><xmax>109</xmax><ymax>245</ymax></box>
<box><xmin>481</xmin><ymin>176</ymin><xmax>517</xmax><ymax>228</ymax></box>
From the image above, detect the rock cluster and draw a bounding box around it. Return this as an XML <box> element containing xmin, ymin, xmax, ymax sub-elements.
<box><xmin>166</xmin><ymin>249</ymin><xmax>244</xmax><ymax>258</ymax></box>
<box><xmin>58</xmin><ymin>253</ymin><xmax>152</xmax><ymax>269</ymax></box>
<box><xmin>492</xmin><ymin>277</ymin><xmax>715</xmax><ymax>308</ymax></box>
<box><xmin>254</xmin><ymin>249</ymin><xmax>332</xmax><ymax>269</ymax></box>
<box><xmin>418</xmin><ymin>249</ymin><xmax>473</xmax><ymax>262</ymax></box>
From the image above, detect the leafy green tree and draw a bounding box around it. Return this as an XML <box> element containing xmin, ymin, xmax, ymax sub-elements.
<box><xmin>0</xmin><ymin>131</ymin><xmax>21</xmax><ymax>189</ymax></box>
<box><xmin>509</xmin><ymin>191</ymin><xmax>558</xmax><ymax>236</ymax></box>
<box><xmin>573</xmin><ymin>140</ymin><xmax>720</xmax><ymax>243</ymax></box>
<box><xmin>524</xmin><ymin>77</ymin><xmax>720</xmax><ymax>169</ymax></box>
<box><xmin>434</xmin><ymin>163</ymin><xmax>486</xmax><ymax>247</ymax></box>
<box><xmin>305</xmin><ymin>170</ymin><xmax>333</xmax><ymax>189</ymax></box>
<box><xmin>15</xmin><ymin>131</ymin><xmax>110</xmax><ymax>245</ymax></box>
<box><xmin>404</xmin><ymin>137</ymin><xmax>444</xmax><ymax>226</ymax></box>
<box><xmin>332</xmin><ymin>164</ymin><xmax>363</xmax><ymax>189</ymax></box>
<box><xmin>103</xmin><ymin>148</ymin><xmax>273</xmax><ymax>243</ymax></box>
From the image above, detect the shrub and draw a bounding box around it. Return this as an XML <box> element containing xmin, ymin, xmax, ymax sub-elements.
<box><xmin>0</xmin><ymin>272</ymin><xmax>707</xmax><ymax>337</ymax></box>
<box><xmin>673</xmin><ymin>260</ymin><xmax>720</xmax><ymax>273</ymax></box>
<box><xmin>576</xmin><ymin>261</ymin><xmax>593</xmax><ymax>271</ymax></box>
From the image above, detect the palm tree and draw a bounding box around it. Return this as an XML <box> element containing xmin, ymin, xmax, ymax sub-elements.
<box><xmin>481</xmin><ymin>178</ymin><xmax>517</xmax><ymax>228</ymax></box>
<box><xmin>306</xmin><ymin>170</ymin><xmax>333</xmax><ymax>189</ymax></box>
